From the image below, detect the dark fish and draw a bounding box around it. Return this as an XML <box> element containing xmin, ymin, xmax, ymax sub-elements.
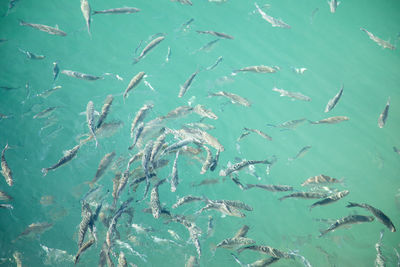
<box><xmin>209</xmin><ymin>148</ymin><xmax>220</xmax><ymax>171</ymax></box>
<box><xmin>196</xmin><ymin>30</ymin><xmax>234</xmax><ymax>39</ymax></box>
<box><xmin>325</xmin><ymin>85</ymin><xmax>343</xmax><ymax>112</ymax></box>
<box><xmin>33</xmin><ymin>107</ymin><xmax>57</xmax><ymax>119</ymax></box>
<box><xmin>269</xmin><ymin>118</ymin><xmax>307</xmax><ymax>129</ymax></box>
<box><xmin>42</xmin><ymin>144</ymin><xmax>80</xmax><ymax>176</ymax></box>
<box><xmin>378</xmin><ymin>97</ymin><xmax>390</xmax><ymax>128</ymax></box>
<box><xmin>179</xmin><ymin>70</ymin><xmax>199</xmax><ymax>98</ymax></box>
<box><xmin>197</xmin><ymin>39</ymin><xmax>220</xmax><ymax>53</ymax></box>
<box><xmin>88</xmin><ymin>152</ymin><xmax>116</xmax><ymax>187</ymax></box>
<box><xmin>1</xmin><ymin>144</ymin><xmax>13</xmax><ymax>186</ymax></box>
<box><xmin>6</xmin><ymin>0</ymin><xmax>19</xmax><ymax>16</ymax></box>
<box><xmin>96</xmin><ymin>95</ymin><xmax>114</xmax><ymax>129</ymax></box>
<box><xmin>310</xmin><ymin>190</ymin><xmax>349</xmax><ymax>210</ymax></box>
<box><xmin>93</xmin><ymin>7</ymin><xmax>140</xmax><ymax>14</ymax></box>
<box><xmin>19</xmin><ymin>20</ymin><xmax>67</xmax><ymax>36</ymax></box>
<box><xmin>181</xmin><ymin>18</ymin><xmax>194</xmax><ymax>32</ymax></box>
<box><xmin>346</xmin><ymin>202</ymin><xmax>396</xmax><ymax>232</ymax></box>
<box><xmin>394</xmin><ymin>147</ymin><xmax>400</xmax><ymax>155</ymax></box>
<box><xmin>74</xmin><ymin>238</ymin><xmax>95</xmax><ymax>264</ymax></box>
<box><xmin>206</xmin><ymin>56</ymin><xmax>223</xmax><ymax>70</ymax></box>
<box><xmin>246</xmin><ymin>184</ymin><xmax>293</xmax><ymax>192</ymax></box>
<box><xmin>13</xmin><ymin>222</ymin><xmax>53</xmax><ymax>242</ymax></box>
<box><xmin>319</xmin><ymin>215</ymin><xmax>374</xmax><ymax>237</ymax></box>
<box><xmin>233</xmin><ymin>225</ymin><xmax>250</xmax><ymax>239</ymax></box>
<box><xmin>279</xmin><ymin>192</ymin><xmax>328</xmax><ymax>201</ymax></box>
<box><xmin>288</xmin><ymin>146</ymin><xmax>311</xmax><ymax>161</ymax></box>
<box><xmin>52</xmin><ymin>62</ymin><xmax>60</xmax><ymax>82</ymax></box>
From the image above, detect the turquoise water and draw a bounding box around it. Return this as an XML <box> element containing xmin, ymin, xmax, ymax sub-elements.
<box><xmin>0</xmin><ymin>0</ymin><xmax>399</xmax><ymax>266</ymax></box>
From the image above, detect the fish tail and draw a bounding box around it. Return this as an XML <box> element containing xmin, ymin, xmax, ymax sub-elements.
<box><xmin>278</xmin><ymin>196</ymin><xmax>286</xmax><ymax>201</ymax></box>
<box><xmin>41</xmin><ymin>168</ymin><xmax>49</xmax><ymax>177</ymax></box>
<box><xmin>345</xmin><ymin>202</ymin><xmax>359</xmax><ymax>208</ymax></box>
<box><xmin>18</xmin><ymin>19</ymin><xmax>26</xmax><ymax>26</ymax></box>
<box><xmin>318</xmin><ymin>229</ymin><xmax>327</xmax><ymax>238</ymax></box>
<box><xmin>308</xmin><ymin>120</ymin><xmax>316</xmax><ymax>124</ymax></box>
<box><xmin>266</xmin><ymin>123</ymin><xmax>276</xmax><ymax>127</ymax></box>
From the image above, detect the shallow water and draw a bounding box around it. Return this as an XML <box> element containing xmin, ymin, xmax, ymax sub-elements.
<box><xmin>0</xmin><ymin>0</ymin><xmax>399</xmax><ymax>266</ymax></box>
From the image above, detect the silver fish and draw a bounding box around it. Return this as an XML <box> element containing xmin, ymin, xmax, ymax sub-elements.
<box><xmin>80</xmin><ymin>0</ymin><xmax>91</xmax><ymax>36</ymax></box>
<box><xmin>86</xmin><ymin>101</ymin><xmax>98</xmax><ymax>147</ymax></box>
<box><xmin>237</xmin><ymin>245</ymin><xmax>291</xmax><ymax>259</ymax></box>
<box><xmin>272</xmin><ymin>87</ymin><xmax>311</xmax><ymax>101</ymax></box>
<box><xmin>197</xmin><ymin>39</ymin><xmax>220</xmax><ymax>53</ymax></box>
<box><xmin>150</xmin><ymin>132</ymin><xmax>167</xmax><ymax>165</ymax></box>
<box><xmin>88</xmin><ymin>152</ymin><xmax>116</xmax><ymax>187</ymax></box>
<box><xmin>42</xmin><ymin>144</ymin><xmax>80</xmax><ymax>176</ymax></box>
<box><xmin>0</xmin><ymin>203</ymin><xmax>13</xmax><ymax>209</ymax></box>
<box><xmin>254</xmin><ymin>2</ymin><xmax>291</xmax><ymax>28</ymax></box>
<box><xmin>219</xmin><ymin>159</ymin><xmax>271</xmax><ymax>176</ymax></box>
<box><xmin>170</xmin><ymin>150</ymin><xmax>180</xmax><ymax>192</ymax></box>
<box><xmin>210</xmin><ymin>91</ymin><xmax>251</xmax><ymax>107</ymax></box>
<box><xmin>243</xmin><ymin>127</ymin><xmax>272</xmax><ymax>141</ymax></box>
<box><xmin>328</xmin><ymin>0</ymin><xmax>340</xmax><ymax>13</ymax></box>
<box><xmin>233</xmin><ymin>65</ymin><xmax>279</xmax><ymax>75</ymax></box>
<box><xmin>292</xmin><ymin>67</ymin><xmax>307</xmax><ymax>74</ymax></box>
<box><xmin>172</xmin><ymin>195</ymin><xmax>204</xmax><ymax>209</ymax></box>
<box><xmin>130</xmin><ymin>104</ymin><xmax>153</xmax><ymax>137</ymax></box>
<box><xmin>378</xmin><ymin>97</ymin><xmax>390</xmax><ymax>128</ymax></box>
<box><xmin>319</xmin><ymin>215</ymin><xmax>374</xmax><ymax>237</ymax></box>
<box><xmin>77</xmin><ymin>202</ymin><xmax>92</xmax><ymax>248</ymax></box>
<box><xmin>33</xmin><ymin>107</ymin><xmax>57</xmax><ymax>119</ymax></box>
<box><xmin>0</xmin><ymin>191</ymin><xmax>12</xmax><ymax>201</ymax></box>
<box><xmin>181</xmin><ymin>18</ymin><xmax>194</xmax><ymax>32</ymax></box>
<box><xmin>216</xmin><ymin>236</ymin><xmax>255</xmax><ymax>249</ymax></box>
<box><xmin>52</xmin><ymin>62</ymin><xmax>60</xmax><ymax>81</ymax></box>
<box><xmin>151</xmin><ymin>179</ymin><xmax>166</xmax><ymax>218</ymax></box>
<box><xmin>196</xmin><ymin>30</ymin><xmax>234</xmax><ymax>39</ymax></box>
<box><xmin>18</xmin><ymin>48</ymin><xmax>45</xmax><ymax>59</ymax></box>
<box><xmin>270</xmin><ymin>118</ymin><xmax>307</xmax><ymax>129</ymax></box>
<box><xmin>179</xmin><ymin>70</ymin><xmax>199</xmax><ymax>98</ymax></box>
<box><xmin>129</xmin><ymin>122</ymin><xmax>145</xmax><ymax>150</ymax></box>
<box><xmin>325</xmin><ymin>85</ymin><xmax>344</xmax><ymax>112</ymax></box>
<box><xmin>117</xmin><ymin>251</ymin><xmax>128</xmax><ymax>267</ymax></box>
<box><xmin>279</xmin><ymin>192</ymin><xmax>328</xmax><ymax>201</ymax></box>
<box><xmin>346</xmin><ymin>202</ymin><xmax>396</xmax><ymax>232</ymax></box>
<box><xmin>246</xmin><ymin>184</ymin><xmax>293</xmax><ymax>192</ymax></box>
<box><xmin>288</xmin><ymin>146</ymin><xmax>311</xmax><ymax>161</ymax></box>
<box><xmin>93</xmin><ymin>7</ymin><xmax>140</xmax><ymax>15</ymax></box>
<box><xmin>185</xmin><ymin>256</ymin><xmax>199</xmax><ymax>267</ymax></box>
<box><xmin>14</xmin><ymin>222</ymin><xmax>53</xmax><ymax>242</ymax></box>
<box><xmin>96</xmin><ymin>95</ymin><xmax>114</xmax><ymax>129</ymax></box>
<box><xmin>123</xmin><ymin>72</ymin><xmax>146</xmax><ymax>100</ymax></box>
<box><xmin>165</xmin><ymin>46</ymin><xmax>172</xmax><ymax>63</ymax></box>
<box><xmin>193</xmin><ymin>104</ymin><xmax>218</xmax><ymax>119</ymax></box>
<box><xmin>19</xmin><ymin>20</ymin><xmax>67</xmax><ymax>36</ymax></box>
<box><xmin>207</xmin><ymin>216</ymin><xmax>214</xmax><ymax>237</ymax></box>
<box><xmin>1</xmin><ymin>144</ymin><xmax>13</xmax><ymax>187</ymax></box>
<box><xmin>140</xmin><ymin>141</ymin><xmax>154</xmax><ymax>201</ymax></box>
<box><xmin>206</xmin><ymin>56</ymin><xmax>223</xmax><ymax>71</ymax></box>
<box><xmin>361</xmin><ymin>28</ymin><xmax>395</xmax><ymax>50</ymax></box>
<box><xmin>301</xmin><ymin>174</ymin><xmax>340</xmax><ymax>186</ymax></box>
<box><xmin>37</xmin><ymin>86</ymin><xmax>62</xmax><ymax>98</ymax></box>
<box><xmin>310</xmin><ymin>190</ymin><xmax>349</xmax><ymax>210</ymax></box>
<box><xmin>61</xmin><ymin>70</ymin><xmax>102</xmax><ymax>80</ymax></box>
<box><xmin>231</xmin><ymin>253</ymin><xmax>280</xmax><ymax>267</ymax></box>
<box><xmin>309</xmin><ymin>116</ymin><xmax>349</xmax><ymax>124</ymax></box>
<box><xmin>374</xmin><ymin>231</ymin><xmax>385</xmax><ymax>267</ymax></box>
<box><xmin>134</xmin><ymin>36</ymin><xmax>165</xmax><ymax>63</ymax></box>
<box><xmin>172</xmin><ymin>0</ymin><xmax>193</xmax><ymax>5</ymax></box>
<box><xmin>200</xmin><ymin>145</ymin><xmax>213</xmax><ymax>174</ymax></box>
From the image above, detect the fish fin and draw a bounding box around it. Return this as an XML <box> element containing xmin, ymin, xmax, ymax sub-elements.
<box><xmin>41</xmin><ymin>168</ymin><xmax>48</xmax><ymax>177</ymax></box>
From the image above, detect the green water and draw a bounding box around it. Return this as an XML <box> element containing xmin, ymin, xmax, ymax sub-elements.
<box><xmin>0</xmin><ymin>0</ymin><xmax>399</xmax><ymax>266</ymax></box>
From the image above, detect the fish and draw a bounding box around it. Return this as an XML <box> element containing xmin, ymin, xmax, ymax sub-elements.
<box><xmin>231</xmin><ymin>253</ymin><xmax>280</xmax><ymax>267</ymax></box>
<box><xmin>310</xmin><ymin>190</ymin><xmax>349</xmax><ymax>210</ymax></box>
<box><xmin>232</xmin><ymin>65</ymin><xmax>279</xmax><ymax>75</ymax></box>
<box><xmin>13</xmin><ymin>251</ymin><xmax>22</xmax><ymax>267</ymax></box>
<box><xmin>123</xmin><ymin>72</ymin><xmax>146</xmax><ymax>100</ymax></box>
<box><xmin>207</xmin><ymin>215</ymin><xmax>214</xmax><ymax>237</ymax></box>
<box><xmin>170</xmin><ymin>150</ymin><xmax>180</xmax><ymax>192</ymax></box>
<box><xmin>80</xmin><ymin>121</ymin><xmax>124</xmax><ymax>145</ymax></box>
<box><xmin>209</xmin><ymin>91</ymin><xmax>251</xmax><ymax>107</ymax></box>
<box><xmin>1</xmin><ymin>144</ymin><xmax>13</xmax><ymax>187</ymax></box>
<box><xmin>246</xmin><ymin>184</ymin><xmax>293</xmax><ymax>192</ymax></box>
<box><xmin>172</xmin><ymin>0</ymin><xmax>193</xmax><ymax>5</ymax></box>
<box><xmin>86</xmin><ymin>101</ymin><xmax>98</xmax><ymax>147</ymax></box>
<box><xmin>96</xmin><ymin>95</ymin><xmax>114</xmax><ymax>129</ymax></box>
<box><xmin>254</xmin><ymin>2</ymin><xmax>291</xmax><ymax>28</ymax></box>
<box><xmin>18</xmin><ymin>48</ymin><xmax>45</xmax><ymax>59</ymax></box>
<box><xmin>325</xmin><ymin>85</ymin><xmax>344</xmax><ymax>112</ymax></box>
<box><xmin>151</xmin><ymin>179</ymin><xmax>167</xmax><ymax>218</ymax></box>
<box><xmin>232</xmin><ymin>225</ymin><xmax>250</xmax><ymax>239</ymax></box>
<box><xmin>19</xmin><ymin>20</ymin><xmax>67</xmax><ymax>36</ymax></box>
<box><xmin>291</xmin><ymin>67</ymin><xmax>307</xmax><ymax>74</ymax></box>
<box><xmin>129</xmin><ymin>122</ymin><xmax>145</xmax><ymax>150</ymax></box>
<box><xmin>269</xmin><ymin>118</ymin><xmax>307</xmax><ymax>129</ymax></box>
<box><xmin>216</xmin><ymin>236</ymin><xmax>255</xmax><ymax>249</ymax></box>
<box><xmin>77</xmin><ymin>202</ymin><xmax>92</xmax><ymax>248</ymax></box>
<box><xmin>13</xmin><ymin>222</ymin><xmax>53</xmax><ymax>242</ymax></box>
<box><xmin>328</xmin><ymin>0</ymin><xmax>340</xmax><ymax>13</ymax></box>
<box><xmin>165</xmin><ymin>46</ymin><xmax>172</xmax><ymax>63</ymax></box>
<box><xmin>232</xmin><ymin>176</ymin><xmax>246</xmax><ymax>191</ymax></box>
<box><xmin>118</xmin><ymin>251</ymin><xmax>128</xmax><ymax>267</ymax></box>
<box><xmin>206</xmin><ymin>56</ymin><xmax>223</xmax><ymax>71</ymax></box>
<box><xmin>243</xmin><ymin>127</ymin><xmax>272</xmax><ymax>141</ymax></box>
<box><xmin>61</xmin><ymin>70</ymin><xmax>102</xmax><ymax>80</ymax></box>
<box><xmin>196</xmin><ymin>39</ymin><xmax>220</xmax><ymax>53</ymax></box>
<box><xmin>309</xmin><ymin>116</ymin><xmax>349</xmax><ymax>124</ymax></box>
<box><xmin>193</xmin><ymin>104</ymin><xmax>218</xmax><ymax>119</ymax></box>
<box><xmin>272</xmin><ymin>87</ymin><xmax>311</xmax><ymax>101</ymax></box>
<box><xmin>237</xmin><ymin>131</ymin><xmax>250</xmax><ymax>142</ymax></box>
<box><xmin>93</xmin><ymin>7</ymin><xmax>140</xmax><ymax>15</ymax></box>
<box><xmin>134</xmin><ymin>36</ymin><xmax>165</xmax><ymax>63</ymax></box>
<box><xmin>319</xmin><ymin>214</ymin><xmax>374</xmax><ymax>237</ymax></box>
<box><xmin>185</xmin><ymin>256</ymin><xmax>199</xmax><ymax>267</ymax></box>
<box><xmin>198</xmin><ymin>201</ymin><xmax>246</xmax><ymax>217</ymax></box>
<box><xmin>360</xmin><ymin>28</ymin><xmax>396</xmax><ymax>50</ymax></box>
<box><xmin>42</xmin><ymin>144</ymin><xmax>80</xmax><ymax>176</ymax></box>
<box><xmin>378</xmin><ymin>97</ymin><xmax>390</xmax><ymax>128</ymax></box>
<box><xmin>394</xmin><ymin>248</ymin><xmax>400</xmax><ymax>267</ymax></box>
<box><xmin>37</xmin><ymin>86</ymin><xmax>62</xmax><ymax>98</ymax></box>
<box><xmin>162</xmin><ymin>106</ymin><xmax>194</xmax><ymax>120</ymax></box>
<box><xmin>196</xmin><ymin>30</ymin><xmax>234</xmax><ymax>39</ymax></box>
<box><xmin>150</xmin><ymin>132</ymin><xmax>167</xmax><ymax>165</ymax></box>
<box><xmin>288</xmin><ymin>146</ymin><xmax>311</xmax><ymax>161</ymax></box>
<box><xmin>33</xmin><ymin>107</ymin><xmax>57</xmax><ymax>119</ymax></box>
<box><xmin>237</xmin><ymin>245</ymin><xmax>291</xmax><ymax>259</ymax></box>
<box><xmin>140</xmin><ymin>141</ymin><xmax>154</xmax><ymax>201</ymax></box>
<box><xmin>179</xmin><ymin>70</ymin><xmax>199</xmax><ymax>98</ymax></box>
<box><xmin>209</xmin><ymin>148</ymin><xmax>220</xmax><ymax>172</ymax></box>
<box><xmin>0</xmin><ymin>191</ymin><xmax>12</xmax><ymax>201</ymax></box>
<box><xmin>172</xmin><ymin>195</ymin><xmax>205</xmax><ymax>208</ymax></box>
<box><xmin>375</xmin><ymin>231</ymin><xmax>385</xmax><ymax>267</ymax></box>
<box><xmin>394</xmin><ymin>147</ymin><xmax>400</xmax><ymax>155</ymax></box>
<box><xmin>74</xmin><ymin>238</ymin><xmax>95</xmax><ymax>264</ymax></box>
<box><xmin>0</xmin><ymin>203</ymin><xmax>13</xmax><ymax>209</ymax></box>
<box><xmin>346</xmin><ymin>202</ymin><xmax>396</xmax><ymax>232</ymax></box>
<box><xmin>200</xmin><ymin>145</ymin><xmax>213</xmax><ymax>174</ymax></box>
<box><xmin>130</xmin><ymin>104</ymin><xmax>154</xmax><ymax>137</ymax></box>
<box><xmin>301</xmin><ymin>174</ymin><xmax>340</xmax><ymax>186</ymax></box>
<box><xmin>181</xmin><ymin>18</ymin><xmax>194</xmax><ymax>32</ymax></box>
<box><xmin>278</xmin><ymin>192</ymin><xmax>328</xmax><ymax>201</ymax></box>
<box><xmin>186</xmin><ymin>122</ymin><xmax>215</xmax><ymax>131</ymax></box>
<box><xmin>52</xmin><ymin>62</ymin><xmax>60</xmax><ymax>81</ymax></box>
<box><xmin>219</xmin><ymin>158</ymin><xmax>271</xmax><ymax>176</ymax></box>
<box><xmin>80</xmin><ymin>0</ymin><xmax>91</xmax><ymax>36</ymax></box>
<box><xmin>88</xmin><ymin>152</ymin><xmax>116</xmax><ymax>187</ymax></box>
